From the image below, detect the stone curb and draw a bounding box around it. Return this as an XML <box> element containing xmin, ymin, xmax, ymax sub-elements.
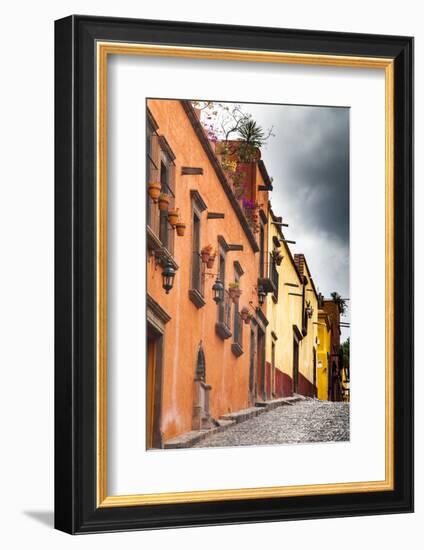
<box><xmin>164</xmin><ymin>394</ymin><xmax>307</xmax><ymax>449</ymax></box>
<box><xmin>164</xmin><ymin>418</ymin><xmax>237</xmax><ymax>449</ymax></box>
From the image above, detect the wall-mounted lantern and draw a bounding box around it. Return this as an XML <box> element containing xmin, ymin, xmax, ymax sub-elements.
<box><xmin>258</xmin><ymin>285</ymin><xmax>266</xmax><ymax>306</ymax></box>
<box><xmin>161</xmin><ymin>261</ymin><xmax>176</xmax><ymax>294</ymax></box>
<box><xmin>212</xmin><ymin>278</ymin><xmax>224</xmax><ymax>304</ymax></box>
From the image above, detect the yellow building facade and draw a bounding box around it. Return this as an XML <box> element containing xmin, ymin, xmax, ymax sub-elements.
<box><xmin>265</xmin><ymin>209</ymin><xmax>318</xmax><ymax>397</ymax></box>
<box><xmin>294</xmin><ymin>254</ymin><xmax>319</xmax><ymax>397</ymax></box>
<box><xmin>316</xmin><ymin>308</ymin><xmax>331</xmax><ymax>400</ymax></box>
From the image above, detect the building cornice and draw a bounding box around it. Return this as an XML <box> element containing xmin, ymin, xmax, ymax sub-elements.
<box><xmin>147</xmin><ymin>294</ymin><xmax>171</xmax><ymax>333</ymax></box>
<box><xmin>147</xmin><ymin>107</ymin><xmax>159</xmax><ymax>131</ymax></box>
<box><xmin>256</xmin><ymin>307</ymin><xmax>269</xmax><ymax>329</ymax></box>
<box><xmin>190</xmin><ymin>189</ymin><xmax>208</xmax><ymax>212</ymax></box>
<box><xmin>158</xmin><ymin>135</ymin><xmax>176</xmax><ymax>162</ymax></box>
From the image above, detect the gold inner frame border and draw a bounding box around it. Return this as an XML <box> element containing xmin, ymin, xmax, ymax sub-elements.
<box><xmin>96</xmin><ymin>41</ymin><xmax>394</xmax><ymax>508</ymax></box>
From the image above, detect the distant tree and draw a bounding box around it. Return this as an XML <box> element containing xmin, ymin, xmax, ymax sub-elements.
<box><xmin>341</xmin><ymin>338</ymin><xmax>350</xmax><ymax>365</ymax></box>
<box><xmin>331</xmin><ymin>291</ymin><xmax>348</xmax><ymax>315</ymax></box>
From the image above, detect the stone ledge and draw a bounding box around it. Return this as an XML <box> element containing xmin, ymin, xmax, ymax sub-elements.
<box><xmin>163</xmin><ymin>395</ymin><xmax>308</xmax><ymax>449</ymax></box>
<box><xmin>220</xmin><ymin>406</ymin><xmax>266</xmax><ymax>424</ymax></box>
<box><xmin>188</xmin><ymin>288</ymin><xmax>206</xmax><ymax>309</ymax></box>
<box><xmin>164</xmin><ymin>419</ymin><xmax>236</xmax><ymax>449</ymax></box>
<box><xmin>215</xmin><ymin>321</ymin><xmax>232</xmax><ymax>340</ymax></box>
<box><xmin>256</xmin><ymin>395</ymin><xmax>307</xmax><ymax>411</ymax></box>
<box><xmin>231</xmin><ymin>342</ymin><xmax>244</xmax><ymax>357</ymax></box>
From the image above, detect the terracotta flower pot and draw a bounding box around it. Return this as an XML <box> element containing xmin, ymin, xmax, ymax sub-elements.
<box><xmin>206</xmin><ymin>254</ymin><xmax>216</xmax><ymax>269</ymax></box>
<box><xmin>158</xmin><ymin>193</ymin><xmax>170</xmax><ymax>211</ymax></box>
<box><xmin>244</xmin><ymin>315</ymin><xmax>252</xmax><ymax>325</ymax></box>
<box><xmin>167</xmin><ymin>209</ymin><xmax>179</xmax><ymax>226</ymax></box>
<box><xmin>200</xmin><ymin>251</ymin><xmax>210</xmax><ymax>263</ymax></box>
<box><xmin>148</xmin><ymin>181</ymin><xmax>161</xmax><ymax>202</ymax></box>
<box><xmin>229</xmin><ymin>287</ymin><xmax>242</xmax><ymax>304</ymax></box>
<box><xmin>240</xmin><ymin>307</ymin><xmax>249</xmax><ymax>321</ymax></box>
<box><xmin>175</xmin><ymin>222</ymin><xmax>186</xmax><ymax>236</ymax></box>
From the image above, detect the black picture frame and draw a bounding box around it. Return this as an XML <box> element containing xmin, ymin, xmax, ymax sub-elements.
<box><xmin>55</xmin><ymin>15</ymin><xmax>414</xmax><ymax>534</ymax></box>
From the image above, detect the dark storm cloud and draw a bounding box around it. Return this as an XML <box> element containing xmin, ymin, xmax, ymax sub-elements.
<box><xmin>272</xmin><ymin>107</ymin><xmax>349</xmax><ymax>245</ymax></box>
<box><xmin>245</xmin><ymin>103</ymin><xmax>350</xmax><ymax>337</ymax></box>
<box><xmin>205</xmin><ymin>101</ymin><xmax>350</xmax><ymax>336</ymax></box>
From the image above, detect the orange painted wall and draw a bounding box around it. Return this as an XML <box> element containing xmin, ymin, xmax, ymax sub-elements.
<box><xmin>147</xmin><ymin>100</ymin><xmax>266</xmax><ymax>441</ymax></box>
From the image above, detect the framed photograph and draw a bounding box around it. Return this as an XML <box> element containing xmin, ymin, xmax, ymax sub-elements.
<box><xmin>54</xmin><ymin>15</ymin><xmax>413</xmax><ymax>534</ymax></box>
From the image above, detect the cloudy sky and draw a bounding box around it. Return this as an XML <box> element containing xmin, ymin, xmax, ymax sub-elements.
<box><xmin>204</xmin><ymin>102</ymin><xmax>350</xmax><ymax>340</ymax></box>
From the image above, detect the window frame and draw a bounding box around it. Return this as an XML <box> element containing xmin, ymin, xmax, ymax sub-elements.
<box><xmin>231</xmin><ymin>262</ymin><xmax>244</xmax><ymax>357</ymax></box>
<box><xmin>188</xmin><ymin>190</ymin><xmax>208</xmax><ymax>308</ymax></box>
<box><xmin>145</xmin><ymin>120</ymin><xmax>177</xmax><ymax>259</ymax></box>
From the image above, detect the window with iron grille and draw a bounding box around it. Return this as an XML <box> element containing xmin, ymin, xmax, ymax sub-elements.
<box><xmin>158</xmin><ymin>149</ymin><xmax>176</xmax><ymax>256</ymax></box>
<box><xmin>232</xmin><ymin>267</ymin><xmax>243</xmax><ymax>354</ymax></box>
<box><xmin>188</xmin><ymin>192</ymin><xmax>207</xmax><ymax>309</ymax></box>
<box><xmin>215</xmin><ymin>250</ymin><xmax>232</xmax><ymax>340</ymax></box>
<box><xmin>219</xmin><ymin>289</ymin><xmax>232</xmax><ymax>331</ymax></box>
<box><xmin>259</xmin><ymin>223</ymin><xmax>265</xmax><ymax>278</ymax></box>
<box><xmin>146</xmin><ymin>122</ymin><xmax>160</xmax><ymax>236</ymax></box>
<box><xmin>191</xmin><ymin>211</ymin><xmax>201</xmax><ymax>293</ymax></box>
<box><xmin>146</xmin><ymin>121</ymin><xmax>176</xmax><ymax>256</ymax></box>
<box><xmin>218</xmin><ymin>253</ymin><xmax>226</xmax><ymax>322</ymax></box>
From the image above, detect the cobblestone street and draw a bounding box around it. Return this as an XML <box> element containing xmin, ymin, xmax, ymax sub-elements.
<box><xmin>194</xmin><ymin>399</ymin><xmax>350</xmax><ymax>448</ymax></box>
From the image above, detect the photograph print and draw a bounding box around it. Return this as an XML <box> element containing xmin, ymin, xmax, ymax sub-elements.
<box><xmin>146</xmin><ymin>98</ymin><xmax>350</xmax><ymax>451</ymax></box>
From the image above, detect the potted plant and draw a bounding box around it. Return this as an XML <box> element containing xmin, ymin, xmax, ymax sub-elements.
<box><xmin>158</xmin><ymin>192</ymin><xmax>170</xmax><ymax>211</ymax></box>
<box><xmin>228</xmin><ymin>282</ymin><xmax>242</xmax><ymax>304</ymax></box>
<box><xmin>234</xmin><ymin>186</ymin><xmax>244</xmax><ymax>200</ymax></box>
<box><xmin>215</xmin><ymin>142</ymin><xmax>228</xmax><ymax>155</ymax></box>
<box><xmin>175</xmin><ymin>221</ymin><xmax>186</xmax><ymax>236</ymax></box>
<box><xmin>222</xmin><ymin>158</ymin><xmax>237</xmax><ymax>173</ymax></box>
<box><xmin>200</xmin><ymin>244</ymin><xmax>213</xmax><ymax>263</ymax></box>
<box><xmin>148</xmin><ymin>181</ymin><xmax>161</xmax><ymax>202</ymax></box>
<box><xmin>240</xmin><ymin>306</ymin><xmax>250</xmax><ymax>322</ymax></box>
<box><xmin>167</xmin><ymin>208</ymin><xmax>179</xmax><ymax>227</ymax></box>
<box><xmin>252</xmin><ymin>222</ymin><xmax>260</xmax><ymax>234</ymax></box>
<box><xmin>244</xmin><ymin>312</ymin><xmax>253</xmax><ymax>325</ymax></box>
<box><xmin>206</xmin><ymin>250</ymin><xmax>216</xmax><ymax>269</ymax></box>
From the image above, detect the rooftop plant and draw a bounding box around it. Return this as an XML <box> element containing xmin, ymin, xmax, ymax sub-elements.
<box><xmin>192</xmin><ymin>100</ymin><xmax>274</xmax><ymax>227</ymax></box>
<box><xmin>192</xmin><ymin>100</ymin><xmax>274</xmax><ymax>166</ymax></box>
<box><xmin>331</xmin><ymin>291</ymin><xmax>348</xmax><ymax>315</ymax></box>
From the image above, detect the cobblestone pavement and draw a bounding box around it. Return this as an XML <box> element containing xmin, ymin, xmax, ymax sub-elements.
<box><xmin>194</xmin><ymin>400</ymin><xmax>350</xmax><ymax>448</ymax></box>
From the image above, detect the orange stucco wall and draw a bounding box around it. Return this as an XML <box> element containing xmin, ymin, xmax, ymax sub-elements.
<box><xmin>147</xmin><ymin>100</ymin><xmax>267</xmax><ymax>441</ymax></box>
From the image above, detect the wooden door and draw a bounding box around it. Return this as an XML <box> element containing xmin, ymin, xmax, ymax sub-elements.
<box><xmin>146</xmin><ymin>334</ymin><xmax>157</xmax><ymax>449</ymax></box>
<box><xmin>249</xmin><ymin>327</ymin><xmax>256</xmax><ymax>405</ymax></box>
<box><xmin>271</xmin><ymin>341</ymin><xmax>276</xmax><ymax>399</ymax></box>
<box><xmin>257</xmin><ymin>328</ymin><xmax>265</xmax><ymax>401</ymax></box>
